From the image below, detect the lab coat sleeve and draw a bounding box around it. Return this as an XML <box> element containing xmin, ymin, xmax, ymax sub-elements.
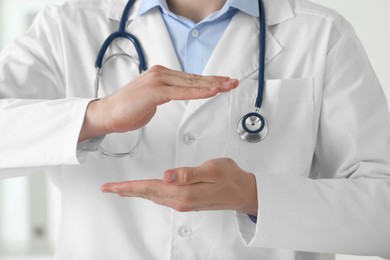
<box><xmin>0</xmin><ymin>6</ymin><xmax>96</xmax><ymax>176</ymax></box>
<box><xmin>236</xmin><ymin>30</ymin><xmax>390</xmax><ymax>256</ymax></box>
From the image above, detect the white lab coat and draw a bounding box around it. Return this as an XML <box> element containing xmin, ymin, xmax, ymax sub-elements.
<box><xmin>1</xmin><ymin>0</ymin><xmax>390</xmax><ymax>259</ymax></box>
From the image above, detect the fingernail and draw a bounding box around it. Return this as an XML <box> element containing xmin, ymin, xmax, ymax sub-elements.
<box><xmin>165</xmin><ymin>170</ymin><xmax>176</xmax><ymax>183</ymax></box>
<box><xmin>102</xmin><ymin>183</ymin><xmax>118</xmax><ymax>193</ymax></box>
<box><xmin>101</xmin><ymin>184</ymin><xmax>110</xmax><ymax>192</ymax></box>
<box><xmin>222</xmin><ymin>79</ymin><xmax>238</xmax><ymax>87</ymax></box>
<box><xmin>230</xmin><ymin>79</ymin><xmax>239</xmax><ymax>87</ymax></box>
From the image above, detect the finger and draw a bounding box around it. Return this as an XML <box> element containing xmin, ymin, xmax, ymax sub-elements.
<box><xmin>162</xmin><ymin>85</ymin><xmax>219</xmax><ymax>101</ymax></box>
<box><xmin>102</xmin><ymin>179</ymin><xmax>219</xmax><ymax>212</ymax></box>
<box><xmin>146</xmin><ymin>65</ymin><xmax>239</xmax><ymax>93</ymax></box>
<box><xmin>162</xmin><ymin>79</ymin><xmax>239</xmax><ymax>102</ymax></box>
<box><xmin>101</xmin><ymin>179</ymin><xmax>160</xmax><ymax>194</ymax></box>
<box><xmin>149</xmin><ymin>65</ymin><xmax>231</xmax><ymax>87</ymax></box>
<box><xmin>163</xmin><ymin>166</ymin><xmax>217</xmax><ymax>185</ymax></box>
<box><xmin>118</xmin><ymin>183</ymin><xmax>213</xmax><ymax>212</ymax></box>
<box><xmin>101</xmin><ymin>179</ymin><xmax>178</xmax><ymax>197</ymax></box>
<box><xmin>101</xmin><ymin>180</ymin><xmax>195</xmax><ymax>211</ymax></box>
<box><xmin>176</xmin><ymin>78</ymin><xmax>239</xmax><ymax>92</ymax></box>
<box><xmin>163</xmin><ymin>74</ymin><xmax>238</xmax><ymax>91</ymax></box>
<box><xmin>165</xmin><ymin>72</ymin><xmax>231</xmax><ymax>87</ymax></box>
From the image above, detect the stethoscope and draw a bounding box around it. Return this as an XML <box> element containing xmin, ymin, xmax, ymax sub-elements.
<box><xmin>94</xmin><ymin>0</ymin><xmax>268</xmax><ymax>157</ymax></box>
<box><xmin>236</xmin><ymin>0</ymin><xmax>269</xmax><ymax>143</ymax></box>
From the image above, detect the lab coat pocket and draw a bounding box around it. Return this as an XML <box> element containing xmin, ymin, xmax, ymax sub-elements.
<box><xmin>229</xmin><ymin>78</ymin><xmax>314</xmax><ymax>175</ymax></box>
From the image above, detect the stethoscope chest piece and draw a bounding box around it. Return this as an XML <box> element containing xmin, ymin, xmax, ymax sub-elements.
<box><xmin>238</xmin><ymin>112</ymin><xmax>269</xmax><ymax>142</ymax></box>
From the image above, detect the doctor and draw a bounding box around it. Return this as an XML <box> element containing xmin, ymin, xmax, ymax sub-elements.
<box><xmin>1</xmin><ymin>0</ymin><xmax>390</xmax><ymax>259</ymax></box>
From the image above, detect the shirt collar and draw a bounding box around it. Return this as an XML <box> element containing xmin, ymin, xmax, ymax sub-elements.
<box><xmin>108</xmin><ymin>0</ymin><xmax>294</xmax><ymax>26</ymax></box>
<box><xmin>137</xmin><ymin>0</ymin><xmax>161</xmax><ymax>16</ymax></box>
<box><xmin>137</xmin><ymin>0</ymin><xmax>259</xmax><ymax>18</ymax></box>
<box><xmin>231</xmin><ymin>0</ymin><xmax>259</xmax><ymax>17</ymax></box>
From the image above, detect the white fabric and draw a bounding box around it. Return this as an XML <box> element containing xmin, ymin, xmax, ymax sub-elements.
<box><xmin>0</xmin><ymin>0</ymin><xmax>389</xmax><ymax>259</ymax></box>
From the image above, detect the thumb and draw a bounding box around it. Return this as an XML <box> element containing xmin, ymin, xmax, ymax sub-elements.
<box><xmin>163</xmin><ymin>167</ymin><xmax>205</xmax><ymax>185</ymax></box>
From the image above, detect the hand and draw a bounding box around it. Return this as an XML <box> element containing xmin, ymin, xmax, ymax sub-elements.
<box><xmin>101</xmin><ymin>158</ymin><xmax>258</xmax><ymax>216</ymax></box>
<box><xmin>79</xmin><ymin>65</ymin><xmax>238</xmax><ymax>142</ymax></box>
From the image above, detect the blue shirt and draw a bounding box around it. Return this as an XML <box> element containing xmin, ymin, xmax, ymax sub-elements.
<box><xmin>138</xmin><ymin>0</ymin><xmax>259</xmax><ymax>74</ymax></box>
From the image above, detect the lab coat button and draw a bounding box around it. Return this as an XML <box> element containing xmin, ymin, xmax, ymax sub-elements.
<box><xmin>191</xmin><ymin>29</ymin><xmax>200</xmax><ymax>38</ymax></box>
<box><xmin>178</xmin><ymin>226</ymin><xmax>192</xmax><ymax>237</ymax></box>
<box><xmin>182</xmin><ymin>133</ymin><xmax>196</xmax><ymax>144</ymax></box>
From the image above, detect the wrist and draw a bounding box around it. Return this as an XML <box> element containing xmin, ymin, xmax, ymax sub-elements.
<box><xmin>238</xmin><ymin>172</ymin><xmax>258</xmax><ymax>216</ymax></box>
<box><xmin>246</xmin><ymin>173</ymin><xmax>259</xmax><ymax>216</ymax></box>
<box><xmin>78</xmin><ymin>99</ymin><xmax>110</xmax><ymax>142</ymax></box>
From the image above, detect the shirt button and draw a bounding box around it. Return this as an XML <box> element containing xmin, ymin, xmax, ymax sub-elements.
<box><xmin>182</xmin><ymin>133</ymin><xmax>196</xmax><ymax>144</ymax></box>
<box><xmin>191</xmin><ymin>29</ymin><xmax>200</xmax><ymax>38</ymax></box>
<box><xmin>178</xmin><ymin>225</ymin><xmax>192</xmax><ymax>237</ymax></box>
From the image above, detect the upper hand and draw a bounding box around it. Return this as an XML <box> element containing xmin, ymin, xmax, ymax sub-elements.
<box><xmin>79</xmin><ymin>65</ymin><xmax>238</xmax><ymax>141</ymax></box>
<box><xmin>101</xmin><ymin>158</ymin><xmax>258</xmax><ymax>216</ymax></box>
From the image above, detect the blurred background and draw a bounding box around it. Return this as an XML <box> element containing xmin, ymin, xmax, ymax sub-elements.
<box><xmin>0</xmin><ymin>0</ymin><xmax>389</xmax><ymax>260</ymax></box>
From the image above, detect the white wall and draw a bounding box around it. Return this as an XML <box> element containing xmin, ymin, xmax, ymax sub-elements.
<box><xmin>0</xmin><ymin>0</ymin><xmax>389</xmax><ymax>260</ymax></box>
<box><xmin>0</xmin><ymin>0</ymin><xmax>67</xmax><ymax>46</ymax></box>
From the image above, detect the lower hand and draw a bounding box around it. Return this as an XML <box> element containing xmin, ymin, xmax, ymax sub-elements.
<box><xmin>101</xmin><ymin>158</ymin><xmax>258</xmax><ymax>216</ymax></box>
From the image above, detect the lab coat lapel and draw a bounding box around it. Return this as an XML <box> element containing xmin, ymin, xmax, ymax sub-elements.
<box><xmin>202</xmin><ymin>12</ymin><xmax>284</xmax><ymax>77</ymax></box>
<box><xmin>181</xmin><ymin>12</ymin><xmax>283</xmax><ymax>124</ymax></box>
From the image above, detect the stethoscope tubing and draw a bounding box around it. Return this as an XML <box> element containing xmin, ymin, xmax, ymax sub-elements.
<box><xmin>95</xmin><ymin>32</ymin><xmax>147</xmax><ymax>73</ymax></box>
<box><xmin>95</xmin><ymin>0</ymin><xmax>147</xmax><ymax>73</ymax></box>
<box><xmin>256</xmin><ymin>0</ymin><xmax>266</xmax><ymax>110</ymax></box>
